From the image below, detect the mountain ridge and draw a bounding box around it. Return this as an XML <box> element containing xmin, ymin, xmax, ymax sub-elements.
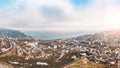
<box><xmin>0</xmin><ymin>28</ymin><xmax>30</xmax><ymax>39</ymax></box>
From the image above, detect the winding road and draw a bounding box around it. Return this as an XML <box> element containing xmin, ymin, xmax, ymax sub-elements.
<box><xmin>0</xmin><ymin>40</ymin><xmax>15</xmax><ymax>68</ymax></box>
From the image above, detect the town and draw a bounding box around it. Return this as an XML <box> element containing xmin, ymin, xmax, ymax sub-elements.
<box><xmin>0</xmin><ymin>31</ymin><xmax>120</xmax><ymax>68</ymax></box>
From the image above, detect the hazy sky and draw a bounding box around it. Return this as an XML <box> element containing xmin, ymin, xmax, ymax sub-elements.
<box><xmin>0</xmin><ymin>0</ymin><xmax>120</xmax><ymax>31</ymax></box>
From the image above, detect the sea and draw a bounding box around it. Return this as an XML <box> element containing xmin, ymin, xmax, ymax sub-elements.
<box><xmin>21</xmin><ymin>31</ymin><xmax>97</xmax><ymax>40</ymax></box>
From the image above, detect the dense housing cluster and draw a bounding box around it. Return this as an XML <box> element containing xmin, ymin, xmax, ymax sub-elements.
<box><xmin>0</xmin><ymin>31</ymin><xmax>120</xmax><ymax>68</ymax></box>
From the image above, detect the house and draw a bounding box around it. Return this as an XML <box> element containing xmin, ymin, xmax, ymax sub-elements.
<box><xmin>116</xmin><ymin>54</ymin><xmax>120</xmax><ymax>68</ymax></box>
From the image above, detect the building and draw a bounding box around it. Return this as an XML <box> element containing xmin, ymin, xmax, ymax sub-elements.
<box><xmin>116</xmin><ymin>54</ymin><xmax>120</xmax><ymax>68</ymax></box>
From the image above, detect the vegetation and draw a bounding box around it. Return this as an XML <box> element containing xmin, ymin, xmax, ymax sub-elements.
<box><xmin>63</xmin><ymin>58</ymin><xmax>106</xmax><ymax>68</ymax></box>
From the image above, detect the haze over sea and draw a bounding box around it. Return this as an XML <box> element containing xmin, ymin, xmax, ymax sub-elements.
<box><xmin>22</xmin><ymin>31</ymin><xmax>97</xmax><ymax>40</ymax></box>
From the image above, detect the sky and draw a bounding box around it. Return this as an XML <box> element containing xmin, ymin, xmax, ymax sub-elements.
<box><xmin>0</xmin><ymin>0</ymin><xmax>120</xmax><ymax>31</ymax></box>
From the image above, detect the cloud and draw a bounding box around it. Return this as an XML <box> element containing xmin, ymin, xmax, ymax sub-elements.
<box><xmin>40</xmin><ymin>5</ymin><xmax>67</xmax><ymax>22</ymax></box>
<box><xmin>0</xmin><ymin>0</ymin><xmax>120</xmax><ymax>31</ymax></box>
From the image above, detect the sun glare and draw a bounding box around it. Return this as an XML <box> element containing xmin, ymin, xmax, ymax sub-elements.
<box><xmin>105</xmin><ymin>7</ymin><xmax>120</xmax><ymax>30</ymax></box>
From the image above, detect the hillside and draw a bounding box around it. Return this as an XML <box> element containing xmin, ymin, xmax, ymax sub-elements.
<box><xmin>63</xmin><ymin>58</ymin><xmax>106</xmax><ymax>68</ymax></box>
<box><xmin>0</xmin><ymin>30</ymin><xmax>119</xmax><ymax>68</ymax></box>
<box><xmin>0</xmin><ymin>28</ymin><xmax>29</xmax><ymax>39</ymax></box>
<box><xmin>73</xmin><ymin>30</ymin><xmax>120</xmax><ymax>47</ymax></box>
